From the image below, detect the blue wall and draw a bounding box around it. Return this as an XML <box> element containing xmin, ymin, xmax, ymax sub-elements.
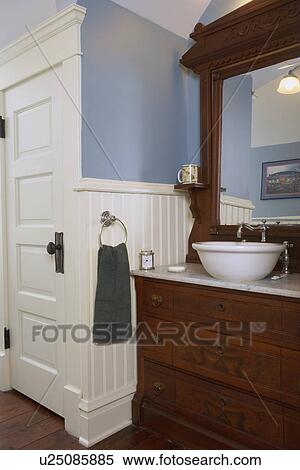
<box><xmin>79</xmin><ymin>0</ymin><xmax>253</xmax><ymax>183</ymax></box>
<box><xmin>185</xmin><ymin>59</ymin><xmax>201</xmax><ymax>166</ymax></box>
<box><xmin>250</xmin><ymin>143</ymin><xmax>300</xmax><ymax>218</ymax></box>
<box><xmin>221</xmin><ymin>75</ymin><xmax>253</xmax><ymax>199</ymax></box>
<box><xmin>220</xmin><ymin>75</ymin><xmax>300</xmax><ymax>217</ymax></box>
<box><xmin>80</xmin><ymin>0</ymin><xmax>188</xmax><ymax>183</ymax></box>
<box><xmin>185</xmin><ymin>0</ymin><xmax>252</xmax><ymax>169</ymax></box>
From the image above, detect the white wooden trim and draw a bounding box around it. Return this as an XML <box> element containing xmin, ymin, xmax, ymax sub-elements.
<box><xmin>0</xmin><ymin>352</ymin><xmax>10</xmax><ymax>392</ymax></box>
<box><xmin>252</xmin><ymin>216</ymin><xmax>300</xmax><ymax>225</ymax></box>
<box><xmin>0</xmin><ymin>91</ymin><xmax>10</xmax><ymax>391</ymax></box>
<box><xmin>79</xmin><ymin>385</ymin><xmax>136</xmax><ymax>413</ymax></box>
<box><xmin>220</xmin><ymin>194</ymin><xmax>255</xmax><ymax>225</ymax></box>
<box><xmin>220</xmin><ymin>194</ymin><xmax>255</xmax><ymax>210</ymax></box>
<box><xmin>64</xmin><ymin>385</ymin><xmax>82</xmax><ymax>437</ymax></box>
<box><xmin>0</xmin><ymin>4</ymin><xmax>85</xmax><ymax>65</ymax></box>
<box><xmin>74</xmin><ymin>177</ymin><xmax>181</xmax><ymax>196</ymax></box>
<box><xmin>79</xmin><ymin>394</ymin><xmax>133</xmax><ymax>448</ymax></box>
<box><xmin>61</xmin><ymin>53</ymin><xmax>85</xmax><ymax>438</ymax></box>
<box><xmin>0</xmin><ymin>4</ymin><xmax>86</xmax><ymax>91</ymax></box>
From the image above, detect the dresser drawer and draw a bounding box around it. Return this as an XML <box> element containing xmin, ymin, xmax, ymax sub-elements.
<box><xmin>284</xmin><ymin>408</ymin><xmax>300</xmax><ymax>449</ymax></box>
<box><xmin>144</xmin><ymin>361</ymin><xmax>175</xmax><ymax>409</ymax></box>
<box><xmin>173</xmin><ymin>286</ymin><xmax>282</xmax><ymax>340</ymax></box>
<box><xmin>174</xmin><ymin>328</ymin><xmax>281</xmax><ymax>396</ymax></box>
<box><xmin>281</xmin><ymin>348</ymin><xmax>300</xmax><ymax>407</ymax></box>
<box><xmin>139</xmin><ymin>316</ymin><xmax>173</xmax><ymax>365</ymax></box>
<box><xmin>282</xmin><ymin>302</ymin><xmax>300</xmax><ymax>346</ymax></box>
<box><xmin>176</xmin><ymin>372</ymin><xmax>283</xmax><ymax>448</ymax></box>
<box><xmin>142</xmin><ymin>281</ymin><xmax>173</xmax><ymax>317</ymax></box>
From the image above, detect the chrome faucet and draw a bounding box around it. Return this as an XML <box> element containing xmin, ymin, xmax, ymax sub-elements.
<box><xmin>281</xmin><ymin>241</ymin><xmax>294</xmax><ymax>275</ymax></box>
<box><xmin>237</xmin><ymin>220</ymin><xmax>269</xmax><ymax>243</ymax></box>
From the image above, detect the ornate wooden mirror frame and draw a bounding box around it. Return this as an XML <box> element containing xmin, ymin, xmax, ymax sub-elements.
<box><xmin>179</xmin><ymin>0</ymin><xmax>300</xmax><ymax>271</ymax></box>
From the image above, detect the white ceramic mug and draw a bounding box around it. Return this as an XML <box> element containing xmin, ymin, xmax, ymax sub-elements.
<box><xmin>177</xmin><ymin>164</ymin><xmax>200</xmax><ymax>184</ymax></box>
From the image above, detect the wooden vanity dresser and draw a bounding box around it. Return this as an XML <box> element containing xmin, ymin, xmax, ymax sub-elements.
<box><xmin>132</xmin><ymin>274</ymin><xmax>300</xmax><ymax>449</ymax></box>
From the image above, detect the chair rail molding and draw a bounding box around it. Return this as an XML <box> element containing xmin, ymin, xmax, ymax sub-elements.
<box><xmin>75</xmin><ymin>177</ymin><xmax>183</xmax><ymax>196</ymax></box>
<box><xmin>0</xmin><ymin>3</ymin><xmax>86</xmax><ymax>441</ymax></box>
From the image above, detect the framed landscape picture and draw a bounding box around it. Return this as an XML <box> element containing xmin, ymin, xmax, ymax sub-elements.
<box><xmin>261</xmin><ymin>158</ymin><xmax>300</xmax><ymax>200</ymax></box>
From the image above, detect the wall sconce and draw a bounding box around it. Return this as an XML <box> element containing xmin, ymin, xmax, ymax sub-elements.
<box><xmin>278</xmin><ymin>68</ymin><xmax>300</xmax><ymax>94</ymax></box>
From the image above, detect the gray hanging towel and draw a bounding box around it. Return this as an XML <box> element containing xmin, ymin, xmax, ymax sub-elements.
<box><xmin>93</xmin><ymin>243</ymin><xmax>132</xmax><ymax>344</ymax></box>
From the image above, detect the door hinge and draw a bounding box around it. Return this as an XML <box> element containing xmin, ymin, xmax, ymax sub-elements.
<box><xmin>0</xmin><ymin>116</ymin><xmax>5</xmax><ymax>139</ymax></box>
<box><xmin>4</xmin><ymin>328</ymin><xmax>10</xmax><ymax>349</ymax></box>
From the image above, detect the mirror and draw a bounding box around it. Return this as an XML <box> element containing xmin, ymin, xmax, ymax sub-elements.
<box><xmin>220</xmin><ymin>59</ymin><xmax>300</xmax><ymax>226</ymax></box>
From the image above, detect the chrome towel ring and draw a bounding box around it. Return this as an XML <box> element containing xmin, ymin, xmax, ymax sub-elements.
<box><xmin>99</xmin><ymin>211</ymin><xmax>128</xmax><ymax>247</ymax></box>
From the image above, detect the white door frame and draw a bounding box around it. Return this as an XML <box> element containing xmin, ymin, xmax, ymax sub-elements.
<box><xmin>0</xmin><ymin>4</ymin><xmax>86</xmax><ymax>438</ymax></box>
<box><xmin>0</xmin><ymin>90</ymin><xmax>10</xmax><ymax>391</ymax></box>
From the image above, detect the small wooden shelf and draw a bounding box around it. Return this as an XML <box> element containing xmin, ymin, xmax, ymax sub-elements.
<box><xmin>174</xmin><ymin>183</ymin><xmax>209</xmax><ymax>191</ymax></box>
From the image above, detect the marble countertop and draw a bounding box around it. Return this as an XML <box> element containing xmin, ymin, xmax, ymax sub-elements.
<box><xmin>132</xmin><ymin>264</ymin><xmax>300</xmax><ymax>299</ymax></box>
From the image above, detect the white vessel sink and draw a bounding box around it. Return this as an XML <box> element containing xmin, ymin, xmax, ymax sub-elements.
<box><xmin>192</xmin><ymin>241</ymin><xmax>285</xmax><ymax>282</ymax></box>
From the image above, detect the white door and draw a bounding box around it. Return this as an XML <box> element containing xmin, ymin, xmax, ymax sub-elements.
<box><xmin>5</xmin><ymin>68</ymin><xmax>65</xmax><ymax>416</ymax></box>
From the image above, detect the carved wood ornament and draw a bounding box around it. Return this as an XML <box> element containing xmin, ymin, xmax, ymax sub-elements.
<box><xmin>179</xmin><ymin>0</ymin><xmax>300</xmax><ymax>271</ymax></box>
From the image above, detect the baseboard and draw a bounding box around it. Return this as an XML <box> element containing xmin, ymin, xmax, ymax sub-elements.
<box><xmin>79</xmin><ymin>394</ymin><xmax>134</xmax><ymax>448</ymax></box>
<box><xmin>79</xmin><ymin>384</ymin><xmax>136</xmax><ymax>413</ymax></box>
<box><xmin>64</xmin><ymin>384</ymin><xmax>82</xmax><ymax>438</ymax></box>
<box><xmin>0</xmin><ymin>350</ymin><xmax>10</xmax><ymax>391</ymax></box>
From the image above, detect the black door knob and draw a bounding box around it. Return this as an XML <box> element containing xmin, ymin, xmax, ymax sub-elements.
<box><xmin>46</xmin><ymin>233</ymin><xmax>64</xmax><ymax>274</ymax></box>
<box><xmin>47</xmin><ymin>242</ymin><xmax>57</xmax><ymax>255</ymax></box>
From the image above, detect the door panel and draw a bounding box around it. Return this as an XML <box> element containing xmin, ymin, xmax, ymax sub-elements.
<box><xmin>18</xmin><ymin>245</ymin><xmax>56</xmax><ymax>299</ymax></box>
<box><xmin>18</xmin><ymin>174</ymin><xmax>53</xmax><ymax>224</ymax></box>
<box><xmin>16</xmin><ymin>100</ymin><xmax>52</xmax><ymax>155</ymax></box>
<box><xmin>5</xmin><ymin>68</ymin><xmax>64</xmax><ymax>416</ymax></box>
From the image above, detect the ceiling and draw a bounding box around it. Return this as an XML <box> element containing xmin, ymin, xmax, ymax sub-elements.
<box><xmin>110</xmin><ymin>0</ymin><xmax>212</xmax><ymax>38</ymax></box>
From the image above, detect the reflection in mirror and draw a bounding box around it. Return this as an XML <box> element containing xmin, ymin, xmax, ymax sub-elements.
<box><xmin>220</xmin><ymin>59</ymin><xmax>300</xmax><ymax>226</ymax></box>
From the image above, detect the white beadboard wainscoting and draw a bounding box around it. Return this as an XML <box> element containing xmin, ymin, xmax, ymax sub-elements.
<box><xmin>220</xmin><ymin>195</ymin><xmax>299</xmax><ymax>226</ymax></box>
<box><xmin>220</xmin><ymin>194</ymin><xmax>255</xmax><ymax>225</ymax></box>
<box><xmin>76</xmin><ymin>181</ymin><xmax>192</xmax><ymax>446</ymax></box>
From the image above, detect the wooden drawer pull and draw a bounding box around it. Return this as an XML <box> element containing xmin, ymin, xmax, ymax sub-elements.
<box><xmin>153</xmin><ymin>382</ymin><xmax>166</xmax><ymax>395</ymax></box>
<box><xmin>219</xmin><ymin>397</ymin><xmax>227</xmax><ymax>407</ymax></box>
<box><xmin>217</xmin><ymin>303</ymin><xmax>225</xmax><ymax>312</ymax></box>
<box><xmin>218</xmin><ymin>345</ymin><xmax>225</xmax><ymax>355</ymax></box>
<box><xmin>151</xmin><ymin>294</ymin><xmax>163</xmax><ymax>308</ymax></box>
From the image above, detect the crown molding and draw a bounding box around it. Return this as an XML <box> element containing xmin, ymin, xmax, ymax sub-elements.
<box><xmin>0</xmin><ymin>4</ymin><xmax>86</xmax><ymax>90</ymax></box>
